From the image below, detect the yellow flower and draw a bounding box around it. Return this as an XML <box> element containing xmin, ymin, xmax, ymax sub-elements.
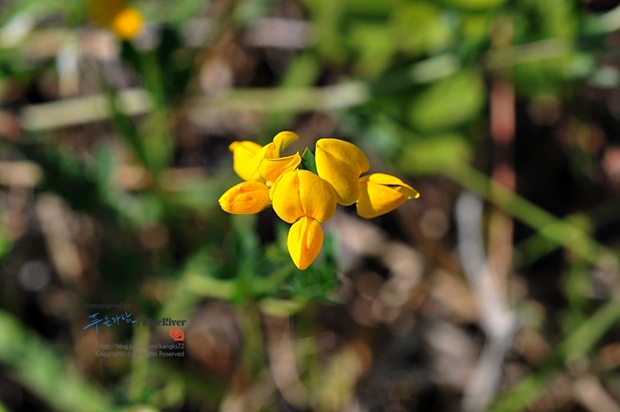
<box><xmin>219</xmin><ymin>131</ymin><xmax>420</xmax><ymax>271</ymax></box>
<box><xmin>271</xmin><ymin>170</ymin><xmax>336</xmax><ymax>270</ymax></box>
<box><xmin>230</xmin><ymin>131</ymin><xmax>300</xmax><ymax>184</ymax></box>
<box><xmin>87</xmin><ymin>0</ymin><xmax>144</xmax><ymax>40</ymax></box>
<box><xmin>315</xmin><ymin>138</ymin><xmax>369</xmax><ymax>206</ymax></box>
<box><xmin>356</xmin><ymin>173</ymin><xmax>420</xmax><ymax>219</ymax></box>
<box><xmin>111</xmin><ymin>7</ymin><xmax>143</xmax><ymax>40</ymax></box>
<box><xmin>316</xmin><ymin>138</ymin><xmax>419</xmax><ymax>218</ymax></box>
<box><xmin>219</xmin><ymin>132</ymin><xmax>301</xmax><ymax>215</ymax></box>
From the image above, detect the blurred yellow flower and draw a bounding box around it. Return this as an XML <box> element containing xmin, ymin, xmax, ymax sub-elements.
<box><xmin>110</xmin><ymin>7</ymin><xmax>143</xmax><ymax>40</ymax></box>
<box><xmin>219</xmin><ymin>132</ymin><xmax>419</xmax><ymax>270</ymax></box>
<box><xmin>87</xmin><ymin>0</ymin><xmax>144</xmax><ymax>40</ymax></box>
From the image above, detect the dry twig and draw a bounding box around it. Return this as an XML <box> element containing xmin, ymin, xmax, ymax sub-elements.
<box><xmin>456</xmin><ymin>191</ymin><xmax>517</xmax><ymax>412</ymax></box>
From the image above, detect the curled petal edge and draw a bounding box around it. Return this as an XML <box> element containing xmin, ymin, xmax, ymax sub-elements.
<box><xmin>259</xmin><ymin>152</ymin><xmax>302</xmax><ymax>185</ymax></box>
<box><xmin>356</xmin><ymin>173</ymin><xmax>420</xmax><ymax>219</ymax></box>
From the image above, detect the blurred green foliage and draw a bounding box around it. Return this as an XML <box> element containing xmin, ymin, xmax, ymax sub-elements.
<box><xmin>0</xmin><ymin>0</ymin><xmax>620</xmax><ymax>410</ymax></box>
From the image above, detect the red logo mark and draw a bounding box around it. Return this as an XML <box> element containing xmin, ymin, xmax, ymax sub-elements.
<box><xmin>169</xmin><ymin>328</ymin><xmax>184</xmax><ymax>342</ymax></box>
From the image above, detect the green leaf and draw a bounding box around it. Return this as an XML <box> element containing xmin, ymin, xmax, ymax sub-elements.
<box><xmin>391</xmin><ymin>2</ymin><xmax>452</xmax><ymax>57</ymax></box>
<box><xmin>397</xmin><ymin>134</ymin><xmax>472</xmax><ymax>175</ymax></box>
<box><xmin>299</xmin><ymin>148</ymin><xmax>318</xmax><ymax>174</ymax></box>
<box><xmin>348</xmin><ymin>23</ymin><xmax>396</xmax><ymax>78</ymax></box>
<box><xmin>407</xmin><ymin>70</ymin><xmax>485</xmax><ymax>133</ymax></box>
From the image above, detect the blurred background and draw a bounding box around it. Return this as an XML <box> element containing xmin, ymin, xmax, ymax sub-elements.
<box><xmin>1</xmin><ymin>0</ymin><xmax>620</xmax><ymax>411</ymax></box>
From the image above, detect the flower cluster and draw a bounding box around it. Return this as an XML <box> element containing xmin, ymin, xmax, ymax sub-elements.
<box><xmin>219</xmin><ymin>132</ymin><xmax>420</xmax><ymax>270</ymax></box>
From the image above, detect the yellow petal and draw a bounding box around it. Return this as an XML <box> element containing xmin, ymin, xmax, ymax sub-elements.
<box><xmin>287</xmin><ymin>216</ymin><xmax>324</xmax><ymax>270</ymax></box>
<box><xmin>365</xmin><ymin>173</ymin><xmax>420</xmax><ymax>198</ymax></box>
<box><xmin>258</xmin><ymin>152</ymin><xmax>301</xmax><ymax>184</ymax></box>
<box><xmin>356</xmin><ymin>173</ymin><xmax>419</xmax><ymax>219</ymax></box>
<box><xmin>229</xmin><ymin>141</ymin><xmax>263</xmax><ymax>182</ymax></box>
<box><xmin>111</xmin><ymin>7</ymin><xmax>143</xmax><ymax>39</ymax></box>
<box><xmin>272</xmin><ymin>131</ymin><xmax>299</xmax><ymax>154</ymax></box>
<box><xmin>229</xmin><ymin>132</ymin><xmax>299</xmax><ymax>182</ymax></box>
<box><xmin>261</xmin><ymin>131</ymin><xmax>300</xmax><ymax>160</ymax></box>
<box><xmin>219</xmin><ymin>181</ymin><xmax>271</xmax><ymax>214</ymax></box>
<box><xmin>315</xmin><ymin>138</ymin><xmax>369</xmax><ymax>206</ymax></box>
<box><xmin>272</xmin><ymin>170</ymin><xmax>337</xmax><ymax>223</ymax></box>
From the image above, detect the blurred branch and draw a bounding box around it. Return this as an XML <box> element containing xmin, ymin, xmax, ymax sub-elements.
<box><xmin>447</xmin><ymin>166</ymin><xmax>610</xmax><ymax>265</ymax></box>
<box><xmin>264</xmin><ymin>316</ymin><xmax>309</xmax><ymax>409</ymax></box>
<box><xmin>188</xmin><ymin>82</ymin><xmax>368</xmax><ymax>114</ymax></box>
<box><xmin>457</xmin><ymin>62</ymin><xmax>518</xmax><ymax>411</ymax></box>
<box><xmin>574</xmin><ymin>375</ymin><xmax>620</xmax><ymax>412</ymax></box>
<box><xmin>221</xmin><ymin>306</ymin><xmax>272</xmax><ymax>412</ymax></box>
<box><xmin>19</xmin><ymin>83</ymin><xmax>367</xmax><ymax>131</ymax></box>
<box><xmin>20</xmin><ymin>88</ymin><xmax>151</xmax><ymax>131</ymax></box>
<box><xmin>559</xmin><ymin>297</ymin><xmax>620</xmax><ymax>358</ymax></box>
<box><xmin>516</xmin><ymin>198</ymin><xmax>620</xmax><ymax>267</ymax></box>
<box><xmin>583</xmin><ymin>4</ymin><xmax>620</xmax><ymax>35</ymax></box>
<box><xmin>369</xmin><ymin>54</ymin><xmax>461</xmax><ymax>94</ymax></box>
<box><xmin>485</xmin><ymin>39</ymin><xmax>572</xmax><ymax>70</ymax></box>
<box><xmin>491</xmin><ymin>296</ymin><xmax>620</xmax><ymax>411</ymax></box>
<box><xmin>243</xmin><ymin>18</ymin><xmax>310</xmax><ymax>49</ymax></box>
<box><xmin>17</xmin><ymin>36</ymin><xmax>578</xmax><ymax>132</ymax></box>
<box><xmin>455</xmin><ymin>191</ymin><xmax>517</xmax><ymax>412</ymax></box>
<box><xmin>452</xmin><ymin>168</ymin><xmax>620</xmax><ymax>410</ymax></box>
<box><xmin>35</xmin><ymin>194</ymin><xmax>83</xmax><ymax>281</ymax></box>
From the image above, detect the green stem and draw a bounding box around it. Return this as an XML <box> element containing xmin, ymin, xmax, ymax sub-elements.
<box><xmin>129</xmin><ymin>321</ymin><xmax>150</xmax><ymax>401</ymax></box>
